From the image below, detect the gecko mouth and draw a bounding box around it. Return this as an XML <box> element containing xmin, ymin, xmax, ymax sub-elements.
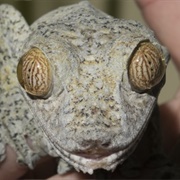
<box><xmin>74</xmin><ymin>150</ymin><xmax>116</xmax><ymax>159</ymax></box>
<box><xmin>73</xmin><ymin>146</ymin><xmax>119</xmax><ymax>159</ymax></box>
<box><xmin>56</xmin><ymin>137</ymin><xmax>139</xmax><ymax>174</ymax></box>
<box><xmin>59</xmin><ymin>147</ymin><xmax>124</xmax><ymax>174</ymax></box>
<box><xmin>55</xmin><ymin>118</ymin><xmax>150</xmax><ymax>174</ymax></box>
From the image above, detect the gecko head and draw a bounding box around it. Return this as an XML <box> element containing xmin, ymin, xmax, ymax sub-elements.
<box><xmin>17</xmin><ymin>32</ymin><xmax>168</xmax><ymax>174</ymax></box>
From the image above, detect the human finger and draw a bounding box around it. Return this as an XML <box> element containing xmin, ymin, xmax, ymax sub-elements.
<box><xmin>136</xmin><ymin>0</ymin><xmax>180</xmax><ymax>70</ymax></box>
<box><xmin>0</xmin><ymin>145</ymin><xmax>28</xmax><ymax>180</ymax></box>
<box><xmin>47</xmin><ymin>171</ymin><xmax>91</xmax><ymax>180</ymax></box>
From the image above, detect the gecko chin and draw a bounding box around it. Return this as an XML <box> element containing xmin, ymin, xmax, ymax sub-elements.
<box><xmin>58</xmin><ymin>139</ymin><xmax>137</xmax><ymax>174</ymax></box>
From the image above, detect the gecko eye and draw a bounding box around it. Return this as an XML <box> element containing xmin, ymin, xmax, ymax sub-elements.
<box><xmin>17</xmin><ymin>47</ymin><xmax>52</xmax><ymax>98</ymax></box>
<box><xmin>128</xmin><ymin>42</ymin><xmax>166</xmax><ymax>92</ymax></box>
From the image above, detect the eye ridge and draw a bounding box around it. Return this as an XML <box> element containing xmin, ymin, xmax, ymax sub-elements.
<box><xmin>128</xmin><ymin>42</ymin><xmax>166</xmax><ymax>92</ymax></box>
<box><xmin>17</xmin><ymin>47</ymin><xmax>53</xmax><ymax>98</ymax></box>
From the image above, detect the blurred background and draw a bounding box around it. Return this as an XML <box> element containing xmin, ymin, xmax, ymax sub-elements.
<box><xmin>0</xmin><ymin>0</ymin><xmax>179</xmax><ymax>104</ymax></box>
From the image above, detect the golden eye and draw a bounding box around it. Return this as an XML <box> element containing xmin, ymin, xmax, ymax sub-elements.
<box><xmin>17</xmin><ymin>47</ymin><xmax>52</xmax><ymax>98</ymax></box>
<box><xmin>128</xmin><ymin>42</ymin><xmax>166</xmax><ymax>92</ymax></box>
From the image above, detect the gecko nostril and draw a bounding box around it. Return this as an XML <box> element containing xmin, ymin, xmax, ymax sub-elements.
<box><xmin>101</xmin><ymin>141</ymin><xmax>111</xmax><ymax>148</ymax></box>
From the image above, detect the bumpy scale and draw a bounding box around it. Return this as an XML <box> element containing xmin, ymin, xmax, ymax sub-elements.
<box><xmin>0</xmin><ymin>1</ymin><xmax>170</xmax><ymax>177</ymax></box>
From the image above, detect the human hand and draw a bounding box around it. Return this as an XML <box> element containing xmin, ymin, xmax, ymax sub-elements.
<box><xmin>136</xmin><ymin>0</ymin><xmax>180</xmax><ymax>153</ymax></box>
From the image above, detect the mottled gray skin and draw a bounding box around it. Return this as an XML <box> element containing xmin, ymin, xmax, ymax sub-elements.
<box><xmin>0</xmin><ymin>1</ymin><xmax>169</xmax><ymax>176</ymax></box>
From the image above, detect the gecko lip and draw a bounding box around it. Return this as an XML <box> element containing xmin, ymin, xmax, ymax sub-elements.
<box><xmin>73</xmin><ymin>147</ymin><xmax>119</xmax><ymax>159</ymax></box>
<box><xmin>72</xmin><ymin>140</ymin><xmax>119</xmax><ymax>159</ymax></box>
<box><xmin>57</xmin><ymin>138</ymin><xmax>139</xmax><ymax>174</ymax></box>
<box><xmin>60</xmin><ymin>148</ymin><xmax>124</xmax><ymax>174</ymax></box>
<box><xmin>70</xmin><ymin>136</ymin><xmax>138</xmax><ymax>161</ymax></box>
<box><xmin>74</xmin><ymin>152</ymin><xmax>114</xmax><ymax>159</ymax></box>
